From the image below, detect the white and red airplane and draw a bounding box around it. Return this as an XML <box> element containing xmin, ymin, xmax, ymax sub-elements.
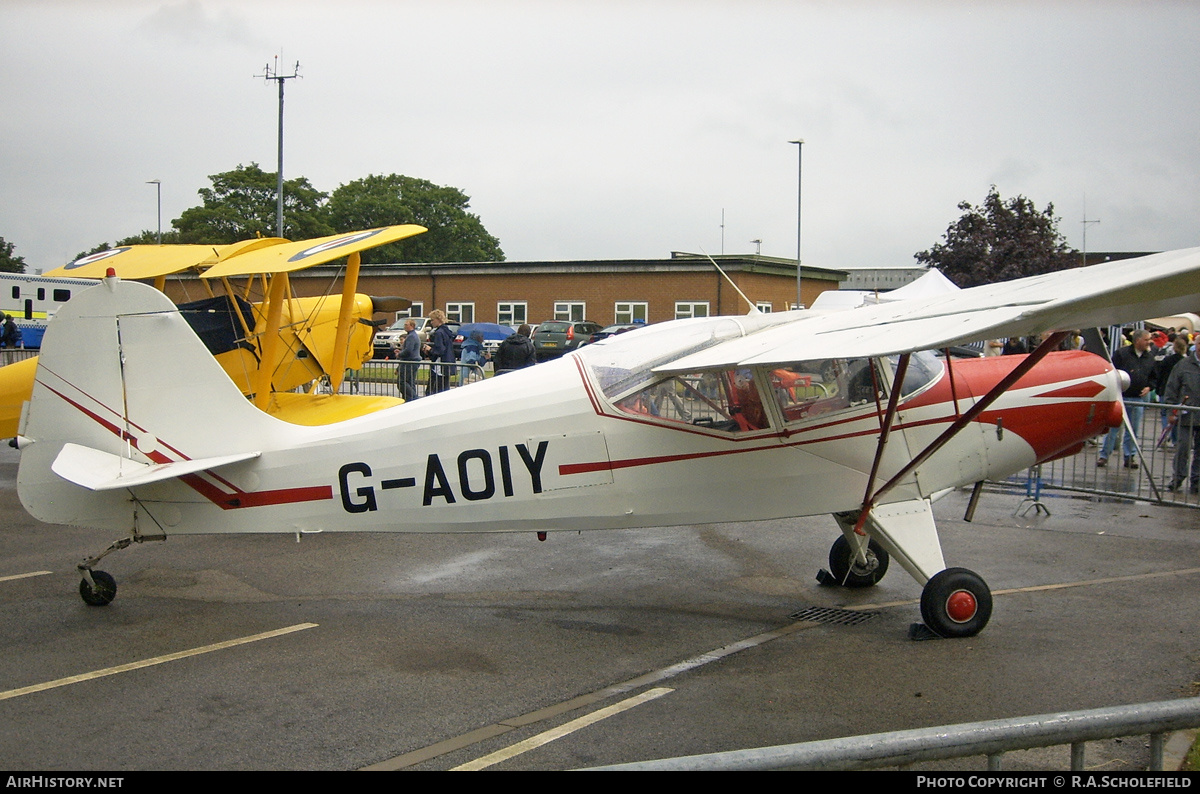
<box><xmin>13</xmin><ymin>240</ymin><xmax>1200</xmax><ymax>637</ymax></box>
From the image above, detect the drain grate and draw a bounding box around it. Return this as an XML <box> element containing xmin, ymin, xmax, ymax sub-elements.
<box><xmin>790</xmin><ymin>606</ymin><xmax>877</xmax><ymax>626</ymax></box>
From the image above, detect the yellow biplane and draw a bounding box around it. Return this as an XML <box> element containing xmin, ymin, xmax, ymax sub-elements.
<box><xmin>0</xmin><ymin>225</ymin><xmax>425</xmax><ymax>434</ymax></box>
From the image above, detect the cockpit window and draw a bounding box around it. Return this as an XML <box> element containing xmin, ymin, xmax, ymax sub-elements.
<box><xmin>579</xmin><ymin>315</ymin><xmax>771</xmax><ymax>400</ymax></box>
<box><xmin>890</xmin><ymin>349</ymin><xmax>944</xmax><ymax>399</ymax></box>
<box><xmin>614</xmin><ymin>369</ymin><xmax>769</xmax><ymax>433</ymax></box>
<box><xmin>767</xmin><ymin>350</ymin><xmax>942</xmax><ymax>425</ymax></box>
<box><xmin>768</xmin><ymin>358</ymin><xmax>880</xmax><ymax>423</ymax></box>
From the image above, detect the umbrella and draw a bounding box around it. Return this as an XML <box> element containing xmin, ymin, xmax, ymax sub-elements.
<box><xmin>455</xmin><ymin>323</ymin><xmax>515</xmax><ymax>343</ymax></box>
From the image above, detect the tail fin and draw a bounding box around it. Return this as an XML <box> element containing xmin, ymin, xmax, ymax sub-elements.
<box><xmin>18</xmin><ymin>277</ymin><xmax>273</xmax><ymax>529</ymax></box>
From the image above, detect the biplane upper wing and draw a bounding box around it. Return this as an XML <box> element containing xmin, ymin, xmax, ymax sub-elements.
<box><xmin>200</xmin><ymin>225</ymin><xmax>427</xmax><ymax>278</ymax></box>
<box><xmin>43</xmin><ymin>238</ymin><xmax>289</xmax><ymax>280</ymax></box>
<box><xmin>657</xmin><ymin>247</ymin><xmax>1200</xmax><ymax>373</ymax></box>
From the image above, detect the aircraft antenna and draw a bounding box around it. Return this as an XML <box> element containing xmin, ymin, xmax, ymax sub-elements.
<box><xmin>701</xmin><ymin>248</ymin><xmax>760</xmax><ymax>315</ymax></box>
<box><xmin>1081</xmin><ymin>196</ymin><xmax>1100</xmax><ymax>268</ymax></box>
<box><xmin>260</xmin><ymin>55</ymin><xmax>301</xmax><ymax>238</ymax></box>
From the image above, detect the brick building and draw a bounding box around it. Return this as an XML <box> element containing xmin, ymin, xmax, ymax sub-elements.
<box><xmin>164</xmin><ymin>252</ymin><xmax>846</xmax><ymax>326</ymax></box>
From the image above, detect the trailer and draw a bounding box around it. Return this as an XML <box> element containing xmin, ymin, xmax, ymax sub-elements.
<box><xmin>0</xmin><ymin>272</ymin><xmax>99</xmax><ymax>348</ymax></box>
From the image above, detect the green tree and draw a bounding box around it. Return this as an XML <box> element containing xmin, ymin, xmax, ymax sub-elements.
<box><xmin>0</xmin><ymin>237</ymin><xmax>26</xmax><ymax>273</ymax></box>
<box><xmin>326</xmin><ymin>174</ymin><xmax>504</xmax><ymax>263</ymax></box>
<box><xmin>114</xmin><ymin>229</ymin><xmax>183</xmax><ymax>246</ymax></box>
<box><xmin>73</xmin><ymin>230</ymin><xmax>183</xmax><ymax>263</ymax></box>
<box><xmin>173</xmin><ymin>163</ymin><xmax>333</xmax><ymax>244</ymax></box>
<box><xmin>916</xmin><ymin>186</ymin><xmax>1078</xmax><ymax>287</ymax></box>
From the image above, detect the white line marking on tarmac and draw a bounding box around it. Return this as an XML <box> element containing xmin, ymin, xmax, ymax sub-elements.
<box><xmin>451</xmin><ymin>688</ymin><xmax>674</xmax><ymax>771</ymax></box>
<box><xmin>0</xmin><ymin>570</ymin><xmax>52</xmax><ymax>583</ymax></box>
<box><xmin>0</xmin><ymin>622</ymin><xmax>318</xmax><ymax>702</ymax></box>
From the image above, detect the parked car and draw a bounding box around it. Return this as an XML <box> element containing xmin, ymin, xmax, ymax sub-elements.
<box><xmin>372</xmin><ymin>317</ymin><xmax>422</xmax><ymax>359</ymax></box>
<box><xmin>453</xmin><ymin>322</ymin><xmax>516</xmax><ymax>359</ymax></box>
<box><xmin>373</xmin><ymin>316</ymin><xmax>461</xmax><ymax>359</ymax></box>
<box><xmin>585</xmin><ymin>323</ymin><xmax>645</xmax><ymax>345</ymax></box>
<box><xmin>532</xmin><ymin>320</ymin><xmax>603</xmax><ymax>361</ymax></box>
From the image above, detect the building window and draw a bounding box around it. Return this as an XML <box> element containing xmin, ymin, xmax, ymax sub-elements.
<box><xmin>405</xmin><ymin>302</ymin><xmax>424</xmax><ymax>318</ymax></box>
<box><xmin>675</xmin><ymin>301</ymin><xmax>709</xmax><ymax>320</ymax></box>
<box><xmin>445</xmin><ymin>302</ymin><xmax>474</xmax><ymax>323</ymax></box>
<box><xmin>615</xmin><ymin>301</ymin><xmax>648</xmax><ymax>324</ymax></box>
<box><xmin>554</xmin><ymin>302</ymin><xmax>586</xmax><ymax>322</ymax></box>
<box><xmin>498</xmin><ymin>301</ymin><xmax>527</xmax><ymax>326</ymax></box>
<box><xmin>755</xmin><ymin>302</ymin><xmax>773</xmax><ymax>313</ymax></box>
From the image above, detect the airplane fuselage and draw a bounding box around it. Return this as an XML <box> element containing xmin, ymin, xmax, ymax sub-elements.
<box><xmin>77</xmin><ymin>340</ymin><xmax>1121</xmax><ymax>539</ymax></box>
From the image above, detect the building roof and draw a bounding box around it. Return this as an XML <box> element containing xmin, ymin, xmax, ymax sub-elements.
<box><xmin>283</xmin><ymin>253</ymin><xmax>848</xmax><ymax>284</ymax></box>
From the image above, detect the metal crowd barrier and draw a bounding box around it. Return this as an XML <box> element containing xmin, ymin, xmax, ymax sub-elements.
<box><xmin>0</xmin><ymin>349</ymin><xmax>38</xmax><ymax>367</ymax></box>
<box><xmin>343</xmin><ymin>360</ymin><xmax>488</xmax><ymax>399</ymax></box>
<box><xmin>995</xmin><ymin>401</ymin><xmax>1200</xmax><ymax>509</ymax></box>
<box><xmin>586</xmin><ymin>696</ymin><xmax>1200</xmax><ymax>771</ymax></box>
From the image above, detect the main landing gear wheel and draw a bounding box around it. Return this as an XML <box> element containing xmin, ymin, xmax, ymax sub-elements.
<box><xmin>79</xmin><ymin>570</ymin><xmax>117</xmax><ymax>607</ymax></box>
<box><xmin>920</xmin><ymin>567</ymin><xmax>992</xmax><ymax>638</ymax></box>
<box><xmin>823</xmin><ymin>535</ymin><xmax>890</xmax><ymax>588</ymax></box>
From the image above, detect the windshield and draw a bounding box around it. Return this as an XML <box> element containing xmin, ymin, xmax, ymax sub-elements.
<box><xmin>578</xmin><ymin>316</ymin><xmax>759</xmax><ymax>400</ymax></box>
<box><xmin>890</xmin><ymin>349</ymin><xmax>944</xmax><ymax>399</ymax></box>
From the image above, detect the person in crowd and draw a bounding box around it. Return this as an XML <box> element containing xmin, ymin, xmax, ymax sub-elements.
<box><xmin>396</xmin><ymin>317</ymin><xmax>422</xmax><ymax>401</ymax></box>
<box><xmin>423</xmin><ymin>310</ymin><xmax>456</xmax><ymax>394</ymax></box>
<box><xmin>1098</xmin><ymin>329</ymin><xmax>1155</xmax><ymax>469</ymax></box>
<box><xmin>493</xmin><ymin>324</ymin><xmax>537</xmax><ymax>374</ymax></box>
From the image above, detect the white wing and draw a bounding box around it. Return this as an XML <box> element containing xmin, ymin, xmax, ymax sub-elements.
<box><xmin>657</xmin><ymin>247</ymin><xmax>1200</xmax><ymax>372</ymax></box>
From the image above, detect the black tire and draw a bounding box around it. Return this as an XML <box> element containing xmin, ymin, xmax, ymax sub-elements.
<box><xmin>828</xmin><ymin>535</ymin><xmax>890</xmax><ymax>588</ymax></box>
<box><xmin>920</xmin><ymin>567</ymin><xmax>992</xmax><ymax>638</ymax></box>
<box><xmin>79</xmin><ymin>570</ymin><xmax>117</xmax><ymax>607</ymax></box>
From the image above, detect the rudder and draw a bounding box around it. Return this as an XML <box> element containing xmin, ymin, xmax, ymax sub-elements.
<box><xmin>17</xmin><ymin>277</ymin><xmax>272</xmax><ymax>529</ymax></box>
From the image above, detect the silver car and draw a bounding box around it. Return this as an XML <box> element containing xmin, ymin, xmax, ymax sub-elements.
<box><xmin>373</xmin><ymin>316</ymin><xmax>427</xmax><ymax>358</ymax></box>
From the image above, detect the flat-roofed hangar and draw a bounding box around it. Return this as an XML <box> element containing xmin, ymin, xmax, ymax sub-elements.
<box><xmin>159</xmin><ymin>252</ymin><xmax>848</xmax><ymax>326</ymax></box>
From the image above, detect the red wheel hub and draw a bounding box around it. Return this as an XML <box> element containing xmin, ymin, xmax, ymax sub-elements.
<box><xmin>945</xmin><ymin>590</ymin><xmax>978</xmax><ymax>623</ymax></box>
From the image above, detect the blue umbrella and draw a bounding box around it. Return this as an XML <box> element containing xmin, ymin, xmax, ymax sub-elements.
<box><xmin>455</xmin><ymin>323</ymin><xmax>515</xmax><ymax>343</ymax></box>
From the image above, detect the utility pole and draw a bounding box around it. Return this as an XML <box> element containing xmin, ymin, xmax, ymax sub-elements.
<box><xmin>261</xmin><ymin>56</ymin><xmax>300</xmax><ymax>238</ymax></box>
<box><xmin>145</xmin><ymin>180</ymin><xmax>161</xmax><ymax>244</ymax></box>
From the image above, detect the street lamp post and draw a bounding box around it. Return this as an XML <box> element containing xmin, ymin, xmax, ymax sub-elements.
<box><xmin>788</xmin><ymin>139</ymin><xmax>804</xmax><ymax>309</ymax></box>
<box><xmin>146</xmin><ymin>180</ymin><xmax>162</xmax><ymax>244</ymax></box>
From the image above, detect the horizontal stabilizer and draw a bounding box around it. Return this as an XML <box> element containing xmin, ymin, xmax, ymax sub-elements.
<box><xmin>51</xmin><ymin>443</ymin><xmax>260</xmax><ymax>492</ymax></box>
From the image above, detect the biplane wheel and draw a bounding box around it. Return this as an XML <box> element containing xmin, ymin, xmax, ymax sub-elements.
<box><xmin>920</xmin><ymin>567</ymin><xmax>992</xmax><ymax>638</ymax></box>
<box><xmin>79</xmin><ymin>570</ymin><xmax>117</xmax><ymax>607</ymax></box>
<box><xmin>828</xmin><ymin>535</ymin><xmax>890</xmax><ymax>588</ymax></box>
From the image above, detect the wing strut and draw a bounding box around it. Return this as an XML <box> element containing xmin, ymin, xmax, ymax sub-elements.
<box><xmin>253</xmin><ymin>272</ymin><xmax>289</xmax><ymax>411</ymax></box>
<box><xmin>854</xmin><ymin>353</ymin><xmax>910</xmax><ymax>534</ymax></box>
<box><xmin>327</xmin><ymin>251</ymin><xmax>362</xmax><ymax>394</ymax></box>
<box><xmin>855</xmin><ymin>331</ymin><xmax>1069</xmax><ymax>532</ymax></box>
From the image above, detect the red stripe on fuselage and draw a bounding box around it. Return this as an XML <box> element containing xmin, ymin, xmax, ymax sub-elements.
<box><xmin>38</xmin><ymin>375</ymin><xmax>332</xmax><ymax>509</ymax></box>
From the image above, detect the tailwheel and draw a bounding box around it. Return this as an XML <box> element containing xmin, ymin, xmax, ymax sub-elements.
<box><xmin>79</xmin><ymin>570</ymin><xmax>117</xmax><ymax>607</ymax></box>
<box><xmin>920</xmin><ymin>567</ymin><xmax>992</xmax><ymax>638</ymax></box>
<box><xmin>824</xmin><ymin>535</ymin><xmax>889</xmax><ymax>588</ymax></box>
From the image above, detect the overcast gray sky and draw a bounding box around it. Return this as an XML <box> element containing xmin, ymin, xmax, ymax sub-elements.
<box><xmin>2</xmin><ymin>0</ymin><xmax>1197</xmax><ymax>273</ymax></box>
